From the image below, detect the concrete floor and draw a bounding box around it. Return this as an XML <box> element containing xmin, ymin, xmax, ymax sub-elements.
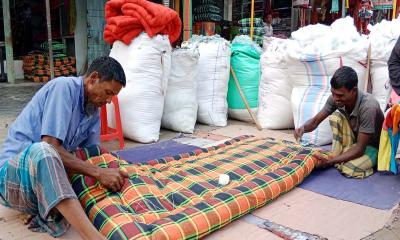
<box><xmin>0</xmin><ymin>82</ymin><xmax>399</xmax><ymax>239</ymax></box>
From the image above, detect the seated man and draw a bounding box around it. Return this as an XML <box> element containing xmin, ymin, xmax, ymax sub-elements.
<box><xmin>295</xmin><ymin>66</ymin><xmax>384</xmax><ymax>178</ymax></box>
<box><xmin>263</xmin><ymin>13</ymin><xmax>274</xmax><ymax>38</ymax></box>
<box><xmin>0</xmin><ymin>56</ymin><xmax>127</xmax><ymax>239</ymax></box>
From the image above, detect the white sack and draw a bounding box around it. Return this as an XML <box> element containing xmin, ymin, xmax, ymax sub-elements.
<box><xmin>188</xmin><ymin>35</ymin><xmax>231</xmax><ymax>126</ymax></box>
<box><xmin>108</xmin><ymin>33</ymin><xmax>171</xmax><ymax>143</ymax></box>
<box><xmin>161</xmin><ymin>47</ymin><xmax>200</xmax><ymax>133</ymax></box>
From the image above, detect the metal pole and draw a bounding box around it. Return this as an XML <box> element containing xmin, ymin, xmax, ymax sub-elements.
<box><xmin>342</xmin><ymin>0</ymin><xmax>346</xmax><ymax>18</ymax></box>
<box><xmin>45</xmin><ymin>0</ymin><xmax>54</xmax><ymax>80</ymax></box>
<box><xmin>2</xmin><ymin>0</ymin><xmax>15</xmax><ymax>83</ymax></box>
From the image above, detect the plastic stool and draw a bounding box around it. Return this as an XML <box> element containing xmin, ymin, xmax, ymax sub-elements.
<box><xmin>100</xmin><ymin>95</ymin><xmax>125</xmax><ymax>149</ymax></box>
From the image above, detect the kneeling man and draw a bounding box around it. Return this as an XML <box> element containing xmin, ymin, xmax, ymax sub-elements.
<box><xmin>295</xmin><ymin>66</ymin><xmax>384</xmax><ymax>178</ymax></box>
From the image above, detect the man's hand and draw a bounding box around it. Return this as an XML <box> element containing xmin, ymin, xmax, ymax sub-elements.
<box><xmin>313</xmin><ymin>152</ymin><xmax>332</xmax><ymax>169</ymax></box>
<box><xmin>97</xmin><ymin>168</ymin><xmax>129</xmax><ymax>192</ymax></box>
<box><xmin>294</xmin><ymin>126</ymin><xmax>304</xmax><ymax>143</ymax></box>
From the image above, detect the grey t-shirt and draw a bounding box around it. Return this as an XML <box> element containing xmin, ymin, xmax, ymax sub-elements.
<box><xmin>323</xmin><ymin>91</ymin><xmax>384</xmax><ymax>148</ymax></box>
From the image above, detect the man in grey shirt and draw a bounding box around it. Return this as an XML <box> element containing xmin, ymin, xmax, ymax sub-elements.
<box><xmin>389</xmin><ymin>37</ymin><xmax>400</xmax><ymax>95</ymax></box>
<box><xmin>294</xmin><ymin>66</ymin><xmax>384</xmax><ymax>178</ymax></box>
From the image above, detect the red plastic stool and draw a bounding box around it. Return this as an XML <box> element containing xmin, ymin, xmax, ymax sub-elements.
<box><xmin>100</xmin><ymin>96</ymin><xmax>125</xmax><ymax>149</ymax></box>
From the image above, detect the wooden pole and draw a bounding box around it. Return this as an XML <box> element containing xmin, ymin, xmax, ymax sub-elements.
<box><xmin>175</xmin><ymin>0</ymin><xmax>180</xmax><ymax>15</ymax></box>
<box><xmin>2</xmin><ymin>0</ymin><xmax>15</xmax><ymax>83</ymax></box>
<box><xmin>230</xmin><ymin>66</ymin><xmax>263</xmax><ymax>131</ymax></box>
<box><xmin>182</xmin><ymin>0</ymin><xmax>192</xmax><ymax>40</ymax></box>
<box><xmin>364</xmin><ymin>44</ymin><xmax>371</xmax><ymax>93</ymax></box>
<box><xmin>45</xmin><ymin>0</ymin><xmax>55</xmax><ymax>80</ymax></box>
<box><xmin>393</xmin><ymin>0</ymin><xmax>398</xmax><ymax>20</ymax></box>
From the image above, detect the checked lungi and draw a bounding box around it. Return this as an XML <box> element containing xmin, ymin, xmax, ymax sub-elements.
<box><xmin>329</xmin><ymin>112</ymin><xmax>378</xmax><ymax>178</ymax></box>
<box><xmin>0</xmin><ymin>142</ymin><xmax>103</xmax><ymax>237</ymax></box>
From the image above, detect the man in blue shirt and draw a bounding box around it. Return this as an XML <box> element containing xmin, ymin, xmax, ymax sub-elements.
<box><xmin>0</xmin><ymin>56</ymin><xmax>126</xmax><ymax>239</ymax></box>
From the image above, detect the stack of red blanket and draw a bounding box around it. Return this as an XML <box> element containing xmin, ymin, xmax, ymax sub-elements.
<box><xmin>104</xmin><ymin>0</ymin><xmax>182</xmax><ymax>45</ymax></box>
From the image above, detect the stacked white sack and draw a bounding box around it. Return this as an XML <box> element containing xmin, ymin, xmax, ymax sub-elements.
<box><xmin>188</xmin><ymin>35</ymin><xmax>231</xmax><ymax>127</ymax></box>
<box><xmin>288</xmin><ymin>17</ymin><xmax>368</xmax><ymax>146</ymax></box>
<box><xmin>108</xmin><ymin>33</ymin><xmax>172</xmax><ymax>143</ymax></box>
<box><xmin>257</xmin><ymin>37</ymin><xmax>294</xmax><ymax>129</ymax></box>
<box><xmin>161</xmin><ymin>46</ymin><xmax>200</xmax><ymax>133</ymax></box>
<box><xmin>369</xmin><ymin>17</ymin><xmax>400</xmax><ymax>111</ymax></box>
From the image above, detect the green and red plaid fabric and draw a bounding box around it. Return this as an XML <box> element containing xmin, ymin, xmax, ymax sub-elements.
<box><xmin>71</xmin><ymin>136</ymin><xmax>321</xmax><ymax>239</ymax></box>
<box><xmin>239</xmin><ymin>27</ymin><xmax>265</xmax><ymax>36</ymax></box>
<box><xmin>238</xmin><ymin>18</ymin><xmax>264</xmax><ymax>28</ymax></box>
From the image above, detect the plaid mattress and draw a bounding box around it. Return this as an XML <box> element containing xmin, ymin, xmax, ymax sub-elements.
<box><xmin>71</xmin><ymin>136</ymin><xmax>321</xmax><ymax>239</ymax></box>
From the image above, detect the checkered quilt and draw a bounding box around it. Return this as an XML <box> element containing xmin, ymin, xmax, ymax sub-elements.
<box><xmin>71</xmin><ymin>136</ymin><xmax>320</xmax><ymax>239</ymax></box>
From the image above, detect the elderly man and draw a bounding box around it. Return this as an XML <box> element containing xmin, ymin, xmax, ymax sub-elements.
<box><xmin>0</xmin><ymin>56</ymin><xmax>127</xmax><ymax>239</ymax></box>
<box><xmin>295</xmin><ymin>66</ymin><xmax>384</xmax><ymax>178</ymax></box>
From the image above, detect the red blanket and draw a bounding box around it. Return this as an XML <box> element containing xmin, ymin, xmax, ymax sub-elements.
<box><xmin>104</xmin><ymin>0</ymin><xmax>182</xmax><ymax>45</ymax></box>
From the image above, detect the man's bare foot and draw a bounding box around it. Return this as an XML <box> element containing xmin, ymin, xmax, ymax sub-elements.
<box><xmin>19</xmin><ymin>213</ymin><xmax>35</xmax><ymax>225</ymax></box>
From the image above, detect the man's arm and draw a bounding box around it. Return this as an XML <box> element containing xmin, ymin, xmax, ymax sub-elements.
<box><xmin>42</xmin><ymin>135</ymin><xmax>128</xmax><ymax>192</ymax></box>
<box><xmin>294</xmin><ymin>109</ymin><xmax>330</xmax><ymax>141</ymax></box>
<box><xmin>326</xmin><ymin>132</ymin><xmax>370</xmax><ymax>165</ymax></box>
<box><xmin>389</xmin><ymin>37</ymin><xmax>400</xmax><ymax>95</ymax></box>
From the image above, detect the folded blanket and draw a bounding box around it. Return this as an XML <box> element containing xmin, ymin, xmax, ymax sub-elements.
<box><xmin>194</xmin><ymin>13</ymin><xmax>222</xmax><ymax>22</ymax></box>
<box><xmin>193</xmin><ymin>4</ymin><xmax>220</xmax><ymax>14</ymax></box>
<box><xmin>104</xmin><ymin>0</ymin><xmax>182</xmax><ymax>45</ymax></box>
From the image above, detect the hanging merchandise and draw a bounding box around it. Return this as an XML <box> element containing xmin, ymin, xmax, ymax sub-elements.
<box><xmin>238</xmin><ymin>18</ymin><xmax>264</xmax><ymax>45</ymax></box>
<box><xmin>227</xmin><ymin>36</ymin><xmax>262</xmax><ymax>122</ymax></box>
<box><xmin>299</xmin><ymin>8</ymin><xmax>307</xmax><ymax>27</ymax></box>
<box><xmin>193</xmin><ymin>0</ymin><xmax>222</xmax><ymax>23</ymax></box>
<box><xmin>331</xmin><ymin>0</ymin><xmax>340</xmax><ymax>13</ymax></box>
<box><xmin>371</xmin><ymin>0</ymin><xmax>393</xmax><ymax>10</ymax></box>
<box><xmin>238</xmin><ymin>18</ymin><xmax>264</xmax><ymax>27</ymax></box>
<box><xmin>358</xmin><ymin>0</ymin><xmax>373</xmax><ymax>34</ymax></box>
<box><xmin>293</xmin><ymin>0</ymin><xmax>309</xmax><ymax>7</ymax></box>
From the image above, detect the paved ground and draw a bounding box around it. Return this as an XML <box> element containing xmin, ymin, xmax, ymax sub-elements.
<box><xmin>0</xmin><ymin>82</ymin><xmax>399</xmax><ymax>239</ymax></box>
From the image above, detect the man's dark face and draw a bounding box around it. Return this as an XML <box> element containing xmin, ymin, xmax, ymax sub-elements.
<box><xmin>86</xmin><ymin>72</ymin><xmax>123</xmax><ymax>108</ymax></box>
<box><xmin>331</xmin><ymin>86</ymin><xmax>357</xmax><ymax>109</ymax></box>
<box><xmin>265</xmin><ymin>15</ymin><xmax>273</xmax><ymax>24</ymax></box>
